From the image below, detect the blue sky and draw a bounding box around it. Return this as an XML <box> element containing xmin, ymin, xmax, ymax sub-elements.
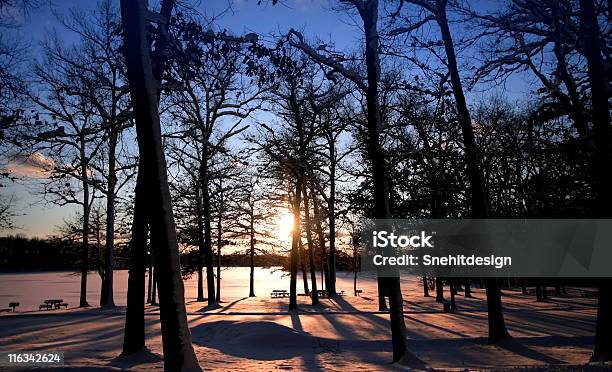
<box><xmin>2</xmin><ymin>0</ymin><xmax>533</xmax><ymax>238</ymax></box>
<box><xmin>4</xmin><ymin>0</ymin><xmax>362</xmax><ymax>237</ymax></box>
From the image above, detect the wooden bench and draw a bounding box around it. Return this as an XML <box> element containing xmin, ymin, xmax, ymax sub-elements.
<box><xmin>355</xmin><ymin>289</ymin><xmax>363</xmax><ymax>296</ymax></box>
<box><xmin>271</xmin><ymin>290</ymin><xmax>289</xmax><ymax>298</ymax></box>
<box><xmin>39</xmin><ymin>299</ymin><xmax>67</xmax><ymax>310</ymax></box>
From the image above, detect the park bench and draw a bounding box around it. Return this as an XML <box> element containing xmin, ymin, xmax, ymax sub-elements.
<box><xmin>270</xmin><ymin>290</ymin><xmax>289</xmax><ymax>298</ymax></box>
<box><xmin>8</xmin><ymin>302</ymin><xmax>19</xmax><ymax>312</ymax></box>
<box><xmin>316</xmin><ymin>290</ymin><xmax>329</xmax><ymax>298</ymax></box>
<box><xmin>40</xmin><ymin>299</ymin><xmax>68</xmax><ymax>310</ymax></box>
<box><xmin>355</xmin><ymin>289</ymin><xmax>363</xmax><ymax>296</ymax></box>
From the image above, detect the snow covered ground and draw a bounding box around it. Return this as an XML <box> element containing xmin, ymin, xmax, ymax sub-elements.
<box><xmin>0</xmin><ymin>269</ymin><xmax>604</xmax><ymax>370</ymax></box>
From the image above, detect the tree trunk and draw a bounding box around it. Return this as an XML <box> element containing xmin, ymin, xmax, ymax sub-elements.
<box><xmin>449</xmin><ymin>279</ymin><xmax>456</xmax><ymax>312</ymax></box>
<box><xmin>422</xmin><ymin>276</ymin><xmax>430</xmax><ymax>297</ymax></box>
<box><xmin>578</xmin><ymin>0</ymin><xmax>612</xmax><ymax>362</ymax></box>
<box><xmin>215</xmin><ymin>201</ymin><xmax>222</xmax><ymax>303</ymax></box>
<box><xmin>151</xmin><ymin>270</ymin><xmax>157</xmax><ymax>305</ymax></box>
<box><xmin>195</xmin><ymin>182</ymin><xmax>205</xmax><ymax>302</ymax></box>
<box><xmin>353</xmin><ymin>239</ymin><xmax>358</xmax><ymax>296</ymax></box>
<box><xmin>359</xmin><ymin>0</ymin><xmax>408</xmax><ymax>361</ymax></box>
<box><xmin>289</xmin><ymin>178</ymin><xmax>302</xmax><ymax>310</ymax></box>
<box><xmin>299</xmin><ymin>238</ymin><xmax>310</xmax><ymax>296</ymax></box>
<box><xmin>79</xmin><ymin>141</ymin><xmax>90</xmax><ymax>308</ymax></box>
<box><xmin>147</xmin><ymin>260</ymin><xmax>153</xmax><ymax>303</ymax></box>
<box><xmin>435</xmin><ymin>277</ymin><xmax>444</xmax><ymax>303</ymax></box>
<box><xmin>536</xmin><ymin>285</ymin><xmax>543</xmax><ymax>302</ymax></box>
<box><xmin>101</xmin><ymin>129</ymin><xmax>118</xmax><ymax>308</ymax></box>
<box><xmin>122</xmin><ymin>168</ymin><xmax>147</xmax><ymax>354</ymax></box>
<box><xmin>249</xmin><ymin>204</ymin><xmax>255</xmax><ymax>297</ymax></box>
<box><xmin>436</xmin><ymin>0</ymin><xmax>507</xmax><ymax>344</ymax></box>
<box><xmin>302</xmin><ymin>184</ymin><xmax>319</xmax><ymax>305</ymax></box>
<box><xmin>327</xmin><ymin>152</ymin><xmax>337</xmax><ymax>295</ymax></box>
<box><xmin>120</xmin><ymin>1</ymin><xmax>201</xmax><ymax>370</ymax></box>
<box><xmin>464</xmin><ymin>279</ymin><xmax>472</xmax><ymax>298</ymax></box>
<box><xmin>200</xmin><ymin>156</ymin><xmax>215</xmax><ymax>306</ymax></box>
<box><xmin>313</xmin><ymin>192</ymin><xmax>330</xmax><ymax>294</ymax></box>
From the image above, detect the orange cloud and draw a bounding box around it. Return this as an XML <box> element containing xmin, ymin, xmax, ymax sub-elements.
<box><xmin>5</xmin><ymin>152</ymin><xmax>55</xmax><ymax>179</ymax></box>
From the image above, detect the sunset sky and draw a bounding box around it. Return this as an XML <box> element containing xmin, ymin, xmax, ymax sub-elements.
<box><xmin>0</xmin><ymin>0</ymin><xmax>529</xmax><ymax>238</ymax></box>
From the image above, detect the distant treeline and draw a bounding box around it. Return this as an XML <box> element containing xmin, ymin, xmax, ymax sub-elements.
<box><xmin>0</xmin><ymin>235</ymin><xmax>96</xmax><ymax>271</ymax></box>
<box><xmin>0</xmin><ymin>235</ymin><xmax>134</xmax><ymax>272</ymax></box>
<box><xmin>0</xmin><ymin>235</ymin><xmax>359</xmax><ymax>272</ymax></box>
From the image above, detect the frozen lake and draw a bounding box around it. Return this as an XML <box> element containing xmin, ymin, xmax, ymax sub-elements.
<box><xmin>0</xmin><ymin>267</ymin><xmax>362</xmax><ymax>311</ymax></box>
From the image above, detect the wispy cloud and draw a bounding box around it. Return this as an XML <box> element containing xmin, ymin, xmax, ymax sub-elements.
<box><xmin>4</xmin><ymin>152</ymin><xmax>55</xmax><ymax>179</ymax></box>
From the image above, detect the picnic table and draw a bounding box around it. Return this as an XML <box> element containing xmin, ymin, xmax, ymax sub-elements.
<box><xmin>39</xmin><ymin>299</ymin><xmax>68</xmax><ymax>310</ymax></box>
<box><xmin>270</xmin><ymin>290</ymin><xmax>289</xmax><ymax>298</ymax></box>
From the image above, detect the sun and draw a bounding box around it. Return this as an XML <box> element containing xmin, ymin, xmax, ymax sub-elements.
<box><xmin>276</xmin><ymin>211</ymin><xmax>295</xmax><ymax>241</ymax></box>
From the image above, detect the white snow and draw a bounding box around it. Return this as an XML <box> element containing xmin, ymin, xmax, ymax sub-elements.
<box><xmin>0</xmin><ymin>269</ymin><xmax>602</xmax><ymax>370</ymax></box>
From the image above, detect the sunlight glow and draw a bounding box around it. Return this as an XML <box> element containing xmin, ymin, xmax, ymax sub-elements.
<box><xmin>276</xmin><ymin>211</ymin><xmax>294</xmax><ymax>242</ymax></box>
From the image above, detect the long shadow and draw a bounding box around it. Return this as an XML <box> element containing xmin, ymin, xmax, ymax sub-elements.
<box><xmin>323</xmin><ymin>296</ymin><xmax>429</xmax><ymax>368</ymax></box>
<box><xmin>329</xmin><ymin>296</ymin><xmax>389</xmax><ymax>329</ymax></box>
<box><xmin>490</xmin><ymin>337</ymin><xmax>570</xmax><ymax>365</ymax></box>
<box><xmin>195</xmin><ymin>297</ymin><xmax>248</xmax><ymax>313</ymax></box>
<box><xmin>289</xmin><ymin>312</ymin><xmax>325</xmax><ymax>371</ymax></box>
<box><xmin>290</xmin><ymin>310</ymin><xmax>304</xmax><ymax>332</ymax></box>
<box><xmin>404</xmin><ymin>314</ymin><xmax>470</xmax><ymax>338</ymax></box>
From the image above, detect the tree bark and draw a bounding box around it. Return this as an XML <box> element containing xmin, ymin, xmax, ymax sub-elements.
<box><xmin>327</xmin><ymin>148</ymin><xmax>337</xmax><ymax>295</ymax></box>
<box><xmin>200</xmin><ymin>155</ymin><xmax>216</xmax><ymax>306</ymax></box>
<box><xmin>312</xmin><ymin>194</ymin><xmax>330</xmax><ymax>294</ymax></box>
<box><xmin>249</xmin><ymin>203</ymin><xmax>256</xmax><ymax>297</ymax></box>
<box><xmin>578</xmin><ymin>0</ymin><xmax>611</xmax><ymax>362</ymax></box>
<box><xmin>359</xmin><ymin>0</ymin><xmax>408</xmax><ymax>361</ymax></box>
<box><xmin>215</xmin><ymin>195</ymin><xmax>222</xmax><ymax>303</ymax></box>
<box><xmin>147</xmin><ymin>260</ymin><xmax>153</xmax><ymax>303</ymax></box>
<box><xmin>79</xmin><ymin>139</ymin><xmax>90</xmax><ymax>308</ymax></box>
<box><xmin>289</xmin><ymin>178</ymin><xmax>302</xmax><ymax>310</ymax></box>
<box><xmin>122</xmin><ymin>168</ymin><xmax>148</xmax><ymax>354</ymax></box>
<box><xmin>436</xmin><ymin>0</ymin><xmax>507</xmax><ymax>343</ymax></box>
<box><xmin>120</xmin><ymin>1</ymin><xmax>201</xmax><ymax>370</ymax></box>
<box><xmin>101</xmin><ymin>128</ymin><xmax>118</xmax><ymax>308</ymax></box>
<box><xmin>422</xmin><ymin>276</ymin><xmax>430</xmax><ymax>297</ymax></box>
<box><xmin>195</xmin><ymin>181</ymin><xmax>205</xmax><ymax>302</ymax></box>
<box><xmin>464</xmin><ymin>279</ymin><xmax>472</xmax><ymax>298</ymax></box>
<box><xmin>435</xmin><ymin>277</ymin><xmax>444</xmax><ymax>303</ymax></box>
<box><xmin>302</xmin><ymin>183</ymin><xmax>319</xmax><ymax>305</ymax></box>
<box><xmin>299</xmin><ymin>238</ymin><xmax>310</xmax><ymax>296</ymax></box>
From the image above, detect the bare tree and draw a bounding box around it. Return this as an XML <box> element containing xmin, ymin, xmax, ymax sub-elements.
<box><xmin>120</xmin><ymin>0</ymin><xmax>201</xmax><ymax>370</ymax></box>
<box><xmin>165</xmin><ymin>21</ymin><xmax>259</xmax><ymax>305</ymax></box>
<box><xmin>287</xmin><ymin>0</ymin><xmax>411</xmax><ymax>360</ymax></box>
<box><xmin>578</xmin><ymin>0</ymin><xmax>611</xmax><ymax>362</ymax></box>
<box><xmin>390</xmin><ymin>0</ymin><xmax>509</xmax><ymax>344</ymax></box>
